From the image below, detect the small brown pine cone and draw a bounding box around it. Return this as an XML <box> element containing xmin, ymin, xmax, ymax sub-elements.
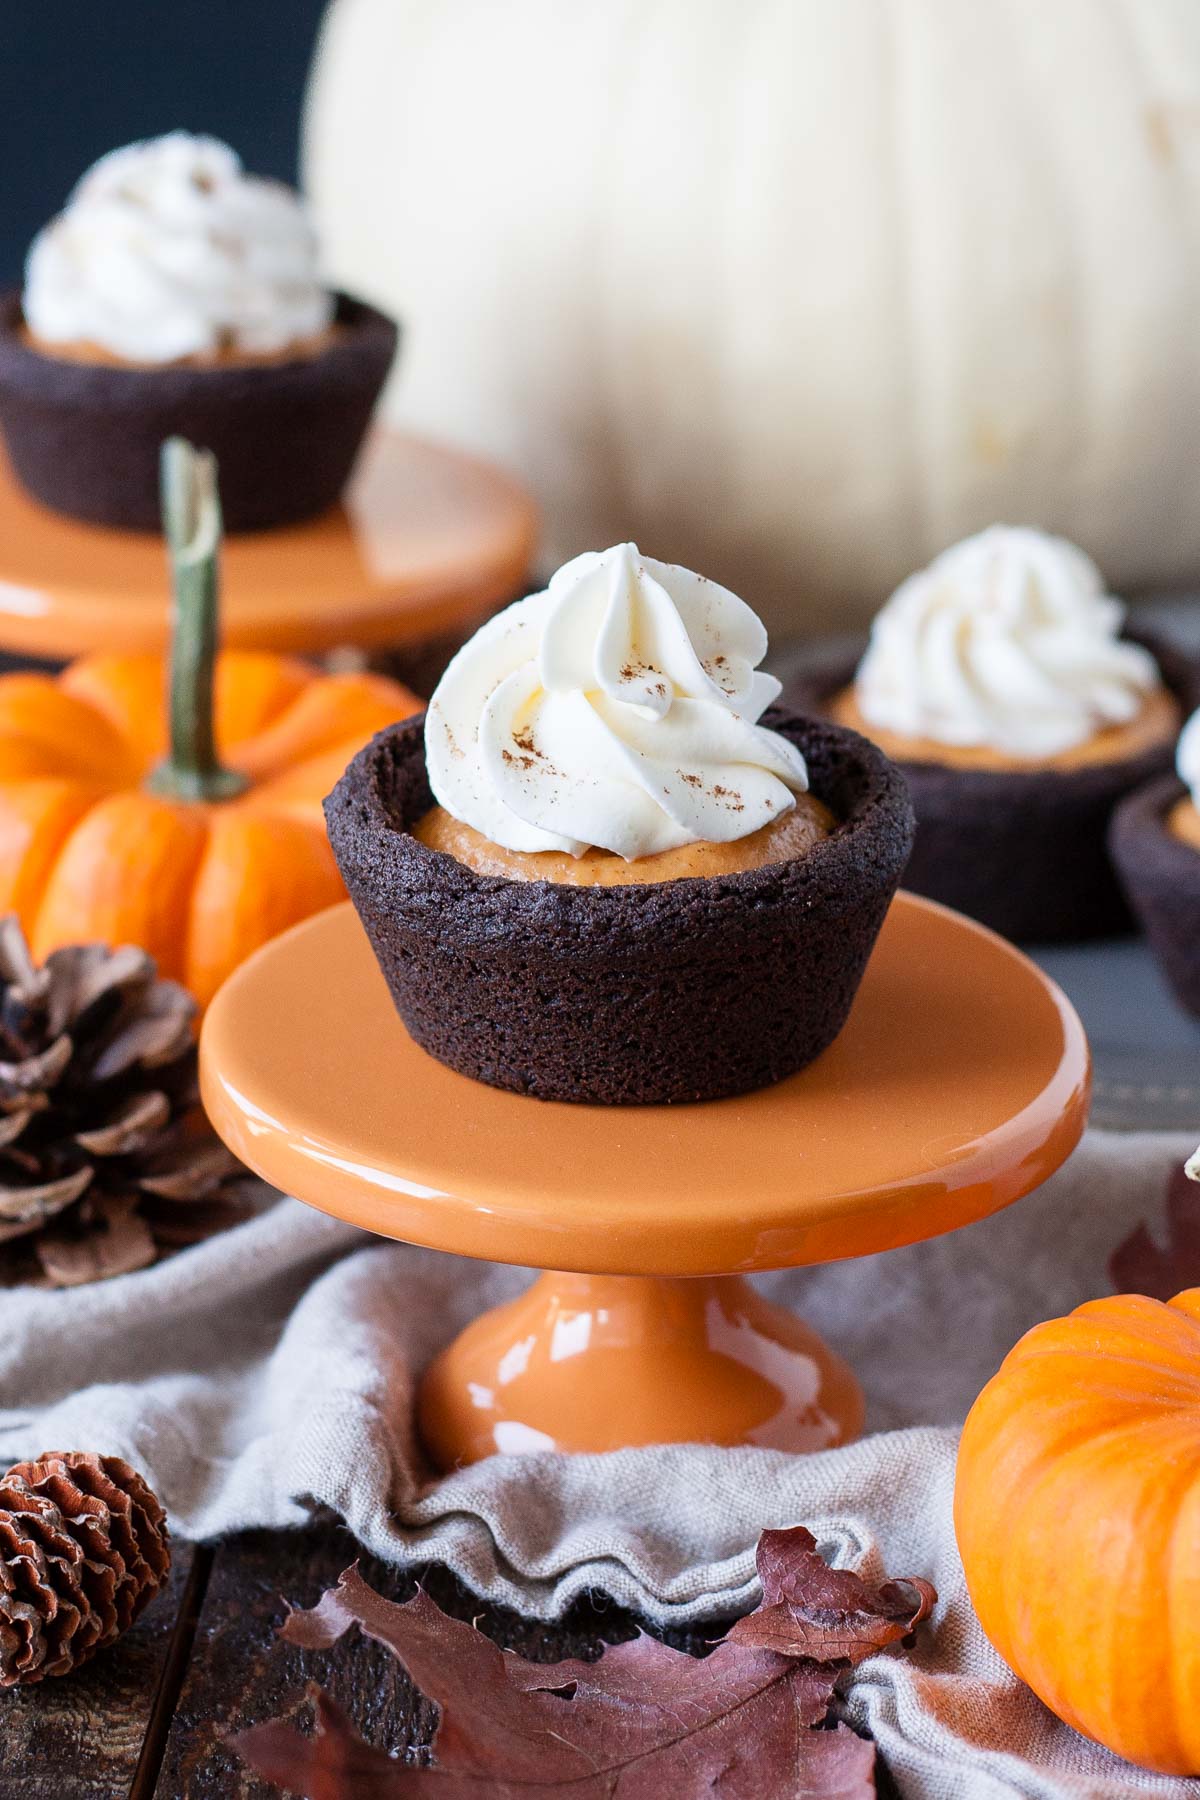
<box><xmin>0</xmin><ymin>1451</ymin><xmax>170</xmax><ymax>1685</ymax></box>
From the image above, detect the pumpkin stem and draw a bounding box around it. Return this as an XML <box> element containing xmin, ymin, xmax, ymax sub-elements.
<box><xmin>147</xmin><ymin>438</ymin><xmax>249</xmax><ymax>804</ymax></box>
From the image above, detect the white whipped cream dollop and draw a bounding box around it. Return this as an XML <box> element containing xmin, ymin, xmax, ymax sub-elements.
<box><xmin>425</xmin><ymin>544</ymin><xmax>810</xmax><ymax>860</ymax></box>
<box><xmin>23</xmin><ymin>133</ymin><xmax>333</xmax><ymax>364</ymax></box>
<box><xmin>1177</xmin><ymin>708</ymin><xmax>1200</xmax><ymax>808</ymax></box>
<box><xmin>855</xmin><ymin>526</ymin><xmax>1159</xmax><ymax>760</ymax></box>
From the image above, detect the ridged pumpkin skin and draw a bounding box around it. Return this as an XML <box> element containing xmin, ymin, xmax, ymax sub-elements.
<box><xmin>955</xmin><ymin>1288</ymin><xmax>1200</xmax><ymax>1775</ymax></box>
<box><xmin>0</xmin><ymin>653</ymin><xmax>418</xmax><ymax>1006</ymax></box>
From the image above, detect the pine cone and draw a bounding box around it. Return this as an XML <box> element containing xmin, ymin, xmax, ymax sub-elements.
<box><xmin>0</xmin><ymin>1451</ymin><xmax>170</xmax><ymax>1685</ymax></box>
<box><xmin>0</xmin><ymin>916</ymin><xmax>271</xmax><ymax>1287</ymax></box>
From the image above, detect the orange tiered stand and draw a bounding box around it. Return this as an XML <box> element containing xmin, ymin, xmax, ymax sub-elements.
<box><xmin>199</xmin><ymin>894</ymin><xmax>1090</xmax><ymax>1470</ymax></box>
<box><xmin>0</xmin><ymin>431</ymin><xmax>537</xmax><ymax>659</ymax></box>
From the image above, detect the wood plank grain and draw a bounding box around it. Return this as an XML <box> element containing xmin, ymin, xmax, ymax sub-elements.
<box><xmin>155</xmin><ymin>1526</ymin><xmax>429</xmax><ymax>1798</ymax></box>
<box><xmin>0</xmin><ymin>1542</ymin><xmax>197</xmax><ymax>1800</ymax></box>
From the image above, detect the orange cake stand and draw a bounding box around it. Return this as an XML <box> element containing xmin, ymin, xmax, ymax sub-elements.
<box><xmin>200</xmin><ymin>895</ymin><xmax>1090</xmax><ymax>1469</ymax></box>
<box><xmin>0</xmin><ymin>431</ymin><xmax>537</xmax><ymax>660</ymax></box>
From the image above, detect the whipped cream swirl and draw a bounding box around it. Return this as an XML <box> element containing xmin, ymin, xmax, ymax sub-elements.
<box><xmin>23</xmin><ymin>133</ymin><xmax>333</xmax><ymax>364</ymax></box>
<box><xmin>425</xmin><ymin>544</ymin><xmax>810</xmax><ymax>860</ymax></box>
<box><xmin>855</xmin><ymin>526</ymin><xmax>1159</xmax><ymax>760</ymax></box>
<box><xmin>1177</xmin><ymin>708</ymin><xmax>1200</xmax><ymax>808</ymax></box>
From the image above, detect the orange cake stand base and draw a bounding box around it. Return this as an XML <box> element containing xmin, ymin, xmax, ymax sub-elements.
<box><xmin>200</xmin><ymin>896</ymin><xmax>1090</xmax><ymax>1470</ymax></box>
<box><xmin>0</xmin><ymin>430</ymin><xmax>537</xmax><ymax>659</ymax></box>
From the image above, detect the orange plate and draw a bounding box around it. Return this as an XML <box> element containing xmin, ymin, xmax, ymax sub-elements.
<box><xmin>0</xmin><ymin>430</ymin><xmax>537</xmax><ymax>658</ymax></box>
<box><xmin>200</xmin><ymin>894</ymin><xmax>1090</xmax><ymax>1279</ymax></box>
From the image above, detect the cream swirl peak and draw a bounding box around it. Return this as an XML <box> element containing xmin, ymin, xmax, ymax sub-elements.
<box><xmin>425</xmin><ymin>544</ymin><xmax>810</xmax><ymax>860</ymax></box>
<box><xmin>1177</xmin><ymin>708</ymin><xmax>1200</xmax><ymax>808</ymax></box>
<box><xmin>855</xmin><ymin>526</ymin><xmax>1159</xmax><ymax>759</ymax></box>
<box><xmin>23</xmin><ymin>133</ymin><xmax>333</xmax><ymax>364</ymax></box>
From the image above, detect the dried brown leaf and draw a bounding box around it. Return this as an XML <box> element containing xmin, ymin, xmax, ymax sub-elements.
<box><xmin>727</xmin><ymin>1527</ymin><xmax>936</xmax><ymax>1663</ymax></box>
<box><xmin>239</xmin><ymin>1687</ymin><xmax>875</xmax><ymax>1799</ymax></box>
<box><xmin>1110</xmin><ymin>1164</ymin><xmax>1200</xmax><ymax>1300</ymax></box>
<box><xmin>236</xmin><ymin>1530</ymin><xmax>936</xmax><ymax>1799</ymax></box>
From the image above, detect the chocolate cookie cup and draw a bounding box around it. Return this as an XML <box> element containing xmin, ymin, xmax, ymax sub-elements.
<box><xmin>787</xmin><ymin>653</ymin><xmax>1176</xmax><ymax>944</ymax></box>
<box><xmin>1109</xmin><ymin>776</ymin><xmax>1200</xmax><ymax>1017</ymax></box>
<box><xmin>0</xmin><ymin>290</ymin><xmax>398</xmax><ymax>532</ymax></box>
<box><xmin>325</xmin><ymin>710</ymin><xmax>914</xmax><ymax>1106</ymax></box>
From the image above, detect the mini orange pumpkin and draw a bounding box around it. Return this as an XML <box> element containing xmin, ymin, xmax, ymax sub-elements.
<box><xmin>0</xmin><ymin>441</ymin><xmax>419</xmax><ymax>1006</ymax></box>
<box><xmin>955</xmin><ymin>1286</ymin><xmax>1200</xmax><ymax>1776</ymax></box>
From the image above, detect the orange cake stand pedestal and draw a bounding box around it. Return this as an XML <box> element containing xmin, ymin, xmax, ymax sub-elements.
<box><xmin>0</xmin><ymin>431</ymin><xmax>537</xmax><ymax>659</ymax></box>
<box><xmin>200</xmin><ymin>895</ymin><xmax>1090</xmax><ymax>1470</ymax></box>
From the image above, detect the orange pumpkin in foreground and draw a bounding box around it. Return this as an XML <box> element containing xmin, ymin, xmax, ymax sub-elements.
<box><xmin>0</xmin><ymin>442</ymin><xmax>418</xmax><ymax>1006</ymax></box>
<box><xmin>955</xmin><ymin>1287</ymin><xmax>1200</xmax><ymax>1776</ymax></box>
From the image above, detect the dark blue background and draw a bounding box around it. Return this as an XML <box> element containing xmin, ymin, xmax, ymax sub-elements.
<box><xmin>1</xmin><ymin>0</ymin><xmax>327</xmax><ymax>286</ymax></box>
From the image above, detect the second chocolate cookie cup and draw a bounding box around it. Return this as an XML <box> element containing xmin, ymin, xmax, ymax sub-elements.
<box><xmin>0</xmin><ymin>290</ymin><xmax>398</xmax><ymax>532</ymax></box>
<box><xmin>325</xmin><ymin>710</ymin><xmax>914</xmax><ymax>1106</ymax></box>
<box><xmin>788</xmin><ymin>655</ymin><xmax>1176</xmax><ymax>944</ymax></box>
<box><xmin>1109</xmin><ymin>775</ymin><xmax>1200</xmax><ymax>1018</ymax></box>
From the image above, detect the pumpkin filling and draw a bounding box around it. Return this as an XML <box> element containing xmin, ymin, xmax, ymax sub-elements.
<box><xmin>20</xmin><ymin>321</ymin><xmax>345</xmax><ymax>372</ymax></box>
<box><xmin>1167</xmin><ymin>796</ymin><xmax>1200</xmax><ymax>853</ymax></box>
<box><xmin>828</xmin><ymin>683</ymin><xmax>1179</xmax><ymax>773</ymax></box>
<box><xmin>412</xmin><ymin>794</ymin><xmax>836</xmax><ymax>886</ymax></box>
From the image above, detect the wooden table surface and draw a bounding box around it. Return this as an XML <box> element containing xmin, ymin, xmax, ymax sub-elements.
<box><xmin>0</xmin><ymin>1522</ymin><xmax>897</xmax><ymax>1798</ymax></box>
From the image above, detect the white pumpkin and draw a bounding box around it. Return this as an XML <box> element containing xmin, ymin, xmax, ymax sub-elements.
<box><xmin>305</xmin><ymin>0</ymin><xmax>1200</xmax><ymax>634</ymax></box>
